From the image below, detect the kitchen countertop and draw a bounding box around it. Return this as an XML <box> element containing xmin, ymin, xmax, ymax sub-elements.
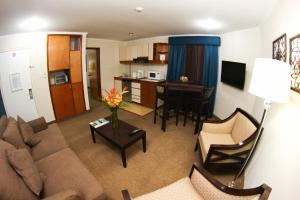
<box><xmin>114</xmin><ymin>76</ymin><xmax>165</xmax><ymax>83</ymax></box>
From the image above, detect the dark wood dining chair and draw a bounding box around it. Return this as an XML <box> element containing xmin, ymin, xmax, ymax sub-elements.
<box><xmin>187</xmin><ymin>87</ymin><xmax>214</xmax><ymax>134</ymax></box>
<box><xmin>153</xmin><ymin>83</ymin><xmax>165</xmax><ymax>124</ymax></box>
<box><xmin>161</xmin><ymin>82</ymin><xmax>204</xmax><ymax>132</ymax></box>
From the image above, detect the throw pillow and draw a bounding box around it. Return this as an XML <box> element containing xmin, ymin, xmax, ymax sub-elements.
<box><xmin>0</xmin><ymin>115</ymin><xmax>8</xmax><ymax>138</ymax></box>
<box><xmin>2</xmin><ymin>117</ymin><xmax>28</xmax><ymax>149</ymax></box>
<box><xmin>26</xmin><ymin>134</ymin><xmax>42</xmax><ymax>147</ymax></box>
<box><xmin>19</xmin><ymin>122</ymin><xmax>36</xmax><ymax>143</ymax></box>
<box><xmin>6</xmin><ymin>148</ymin><xmax>43</xmax><ymax>196</ymax></box>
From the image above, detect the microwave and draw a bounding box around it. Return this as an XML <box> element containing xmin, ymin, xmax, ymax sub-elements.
<box><xmin>54</xmin><ymin>72</ymin><xmax>68</xmax><ymax>84</ymax></box>
<box><xmin>148</xmin><ymin>71</ymin><xmax>164</xmax><ymax>80</ymax></box>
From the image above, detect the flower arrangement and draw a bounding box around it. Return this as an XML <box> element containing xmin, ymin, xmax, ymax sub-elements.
<box><xmin>103</xmin><ymin>87</ymin><xmax>127</xmax><ymax>128</ymax></box>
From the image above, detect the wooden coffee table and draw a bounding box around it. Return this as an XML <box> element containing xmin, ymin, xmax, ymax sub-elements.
<box><xmin>89</xmin><ymin>117</ymin><xmax>146</xmax><ymax>168</ymax></box>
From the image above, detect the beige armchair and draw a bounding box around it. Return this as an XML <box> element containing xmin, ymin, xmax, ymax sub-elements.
<box><xmin>122</xmin><ymin>164</ymin><xmax>271</xmax><ymax>200</ymax></box>
<box><xmin>195</xmin><ymin>108</ymin><xmax>260</xmax><ymax>171</ymax></box>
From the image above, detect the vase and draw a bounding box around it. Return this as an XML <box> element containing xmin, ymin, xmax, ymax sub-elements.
<box><xmin>111</xmin><ymin>109</ymin><xmax>118</xmax><ymax>129</ymax></box>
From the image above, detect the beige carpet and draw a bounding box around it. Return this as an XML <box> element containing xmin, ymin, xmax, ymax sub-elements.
<box><xmin>121</xmin><ymin>102</ymin><xmax>153</xmax><ymax>116</ymax></box>
<box><xmin>58</xmin><ymin>102</ymin><xmax>242</xmax><ymax>200</ymax></box>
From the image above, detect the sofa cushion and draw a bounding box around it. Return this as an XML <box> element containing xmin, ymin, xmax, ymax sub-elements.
<box><xmin>42</xmin><ymin>189</ymin><xmax>82</xmax><ymax>200</ymax></box>
<box><xmin>0</xmin><ymin>115</ymin><xmax>8</xmax><ymax>138</ymax></box>
<box><xmin>134</xmin><ymin>177</ymin><xmax>203</xmax><ymax>200</ymax></box>
<box><xmin>7</xmin><ymin>148</ymin><xmax>43</xmax><ymax>196</ymax></box>
<box><xmin>199</xmin><ymin>131</ymin><xmax>235</xmax><ymax>161</ymax></box>
<box><xmin>36</xmin><ymin>148</ymin><xmax>105</xmax><ymax>200</ymax></box>
<box><xmin>0</xmin><ymin>139</ymin><xmax>38</xmax><ymax>200</ymax></box>
<box><xmin>31</xmin><ymin>123</ymin><xmax>68</xmax><ymax>161</ymax></box>
<box><xmin>2</xmin><ymin>117</ymin><xmax>29</xmax><ymax>150</ymax></box>
<box><xmin>231</xmin><ymin>112</ymin><xmax>257</xmax><ymax>143</ymax></box>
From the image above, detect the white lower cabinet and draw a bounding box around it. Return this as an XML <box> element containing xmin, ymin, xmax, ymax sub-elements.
<box><xmin>131</xmin><ymin>82</ymin><xmax>141</xmax><ymax>103</ymax></box>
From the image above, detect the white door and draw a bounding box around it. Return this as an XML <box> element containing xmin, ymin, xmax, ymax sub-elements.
<box><xmin>0</xmin><ymin>49</ymin><xmax>38</xmax><ymax>121</ymax></box>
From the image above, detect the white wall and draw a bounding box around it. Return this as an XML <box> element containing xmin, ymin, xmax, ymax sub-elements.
<box><xmin>244</xmin><ymin>0</ymin><xmax>300</xmax><ymax>199</ymax></box>
<box><xmin>86</xmin><ymin>38</ymin><xmax>125</xmax><ymax>93</ymax></box>
<box><xmin>214</xmin><ymin>28</ymin><xmax>262</xmax><ymax>118</ymax></box>
<box><xmin>0</xmin><ymin>32</ymin><xmax>89</xmax><ymax>122</ymax></box>
<box><xmin>122</xmin><ymin>36</ymin><xmax>169</xmax><ymax>78</ymax></box>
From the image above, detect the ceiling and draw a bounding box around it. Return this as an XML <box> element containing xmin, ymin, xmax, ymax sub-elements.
<box><xmin>0</xmin><ymin>0</ymin><xmax>278</xmax><ymax>41</ymax></box>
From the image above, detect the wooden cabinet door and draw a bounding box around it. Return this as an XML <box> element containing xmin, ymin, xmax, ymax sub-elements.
<box><xmin>72</xmin><ymin>82</ymin><xmax>86</xmax><ymax>113</ymax></box>
<box><xmin>48</xmin><ymin>35</ymin><xmax>70</xmax><ymax>71</ymax></box>
<box><xmin>51</xmin><ymin>84</ymin><xmax>75</xmax><ymax>120</ymax></box>
<box><xmin>70</xmin><ymin>51</ymin><xmax>82</xmax><ymax>83</ymax></box>
<box><xmin>141</xmin><ymin>81</ymin><xmax>156</xmax><ymax>108</ymax></box>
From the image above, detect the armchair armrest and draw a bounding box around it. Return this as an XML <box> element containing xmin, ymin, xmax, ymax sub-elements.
<box><xmin>122</xmin><ymin>189</ymin><xmax>132</xmax><ymax>200</ymax></box>
<box><xmin>189</xmin><ymin>164</ymin><xmax>271</xmax><ymax>199</ymax></box>
<box><xmin>42</xmin><ymin>189</ymin><xmax>82</xmax><ymax>200</ymax></box>
<box><xmin>28</xmin><ymin>117</ymin><xmax>48</xmax><ymax>133</ymax></box>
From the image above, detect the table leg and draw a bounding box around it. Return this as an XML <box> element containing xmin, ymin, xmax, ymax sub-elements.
<box><xmin>90</xmin><ymin>126</ymin><xmax>96</xmax><ymax>143</ymax></box>
<box><xmin>120</xmin><ymin>149</ymin><xmax>127</xmax><ymax>168</ymax></box>
<box><xmin>142</xmin><ymin>134</ymin><xmax>147</xmax><ymax>152</ymax></box>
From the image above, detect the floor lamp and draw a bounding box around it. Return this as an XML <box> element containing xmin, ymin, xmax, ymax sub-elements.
<box><xmin>229</xmin><ymin>58</ymin><xmax>291</xmax><ymax>188</ymax></box>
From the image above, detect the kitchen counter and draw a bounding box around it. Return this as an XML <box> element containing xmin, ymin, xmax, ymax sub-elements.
<box><xmin>114</xmin><ymin>76</ymin><xmax>165</xmax><ymax>108</ymax></box>
<box><xmin>114</xmin><ymin>76</ymin><xmax>165</xmax><ymax>83</ymax></box>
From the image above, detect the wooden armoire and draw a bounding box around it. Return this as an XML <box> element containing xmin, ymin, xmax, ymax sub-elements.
<box><xmin>48</xmin><ymin>35</ymin><xmax>86</xmax><ymax>120</ymax></box>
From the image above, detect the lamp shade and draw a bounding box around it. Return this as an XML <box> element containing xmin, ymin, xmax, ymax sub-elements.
<box><xmin>249</xmin><ymin>58</ymin><xmax>290</xmax><ymax>103</ymax></box>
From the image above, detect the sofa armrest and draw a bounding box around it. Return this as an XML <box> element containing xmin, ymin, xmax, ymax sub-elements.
<box><xmin>42</xmin><ymin>189</ymin><xmax>82</xmax><ymax>200</ymax></box>
<box><xmin>122</xmin><ymin>190</ymin><xmax>132</xmax><ymax>200</ymax></box>
<box><xmin>28</xmin><ymin>117</ymin><xmax>48</xmax><ymax>133</ymax></box>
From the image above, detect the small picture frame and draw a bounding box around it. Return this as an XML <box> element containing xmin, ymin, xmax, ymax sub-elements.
<box><xmin>273</xmin><ymin>33</ymin><xmax>287</xmax><ymax>62</ymax></box>
<box><xmin>9</xmin><ymin>72</ymin><xmax>23</xmax><ymax>92</ymax></box>
<box><xmin>159</xmin><ymin>54</ymin><xmax>166</xmax><ymax>61</ymax></box>
<box><xmin>290</xmin><ymin>33</ymin><xmax>300</xmax><ymax>93</ymax></box>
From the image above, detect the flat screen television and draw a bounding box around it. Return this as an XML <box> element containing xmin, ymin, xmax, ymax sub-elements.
<box><xmin>221</xmin><ymin>61</ymin><xmax>246</xmax><ymax>90</ymax></box>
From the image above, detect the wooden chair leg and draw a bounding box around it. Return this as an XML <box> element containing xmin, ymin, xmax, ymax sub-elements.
<box><xmin>161</xmin><ymin>102</ymin><xmax>167</xmax><ymax>132</ymax></box>
<box><xmin>154</xmin><ymin>97</ymin><xmax>158</xmax><ymax>124</ymax></box>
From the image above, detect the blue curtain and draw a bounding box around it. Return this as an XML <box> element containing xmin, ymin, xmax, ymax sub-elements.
<box><xmin>0</xmin><ymin>91</ymin><xmax>6</xmax><ymax>116</ymax></box>
<box><xmin>202</xmin><ymin>45</ymin><xmax>219</xmax><ymax>117</ymax></box>
<box><xmin>167</xmin><ymin>45</ymin><xmax>186</xmax><ymax>81</ymax></box>
<box><xmin>169</xmin><ymin>36</ymin><xmax>221</xmax><ymax>46</ymax></box>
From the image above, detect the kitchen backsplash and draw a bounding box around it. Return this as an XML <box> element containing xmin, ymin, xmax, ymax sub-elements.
<box><xmin>121</xmin><ymin>64</ymin><xmax>168</xmax><ymax>79</ymax></box>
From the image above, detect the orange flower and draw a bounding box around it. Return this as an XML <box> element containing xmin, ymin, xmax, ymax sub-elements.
<box><xmin>103</xmin><ymin>87</ymin><xmax>125</xmax><ymax>109</ymax></box>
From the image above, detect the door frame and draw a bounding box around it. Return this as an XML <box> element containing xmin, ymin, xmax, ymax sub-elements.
<box><xmin>86</xmin><ymin>47</ymin><xmax>101</xmax><ymax>98</ymax></box>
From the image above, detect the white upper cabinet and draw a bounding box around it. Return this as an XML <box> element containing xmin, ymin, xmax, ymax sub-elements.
<box><xmin>148</xmin><ymin>43</ymin><xmax>153</xmax><ymax>60</ymax></box>
<box><xmin>137</xmin><ymin>44</ymin><xmax>149</xmax><ymax>57</ymax></box>
<box><xmin>130</xmin><ymin>45</ymin><xmax>138</xmax><ymax>60</ymax></box>
<box><xmin>119</xmin><ymin>46</ymin><xmax>127</xmax><ymax>61</ymax></box>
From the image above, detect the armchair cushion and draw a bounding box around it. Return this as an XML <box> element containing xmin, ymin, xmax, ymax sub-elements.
<box><xmin>134</xmin><ymin>177</ymin><xmax>203</xmax><ymax>200</ymax></box>
<box><xmin>202</xmin><ymin>116</ymin><xmax>236</xmax><ymax>134</ymax></box>
<box><xmin>231</xmin><ymin>113</ymin><xmax>257</xmax><ymax>143</ymax></box>
<box><xmin>190</xmin><ymin>168</ymin><xmax>260</xmax><ymax>200</ymax></box>
<box><xmin>199</xmin><ymin>131</ymin><xmax>235</xmax><ymax>161</ymax></box>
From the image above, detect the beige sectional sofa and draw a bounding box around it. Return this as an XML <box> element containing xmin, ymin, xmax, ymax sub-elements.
<box><xmin>0</xmin><ymin>116</ymin><xmax>106</xmax><ymax>200</ymax></box>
